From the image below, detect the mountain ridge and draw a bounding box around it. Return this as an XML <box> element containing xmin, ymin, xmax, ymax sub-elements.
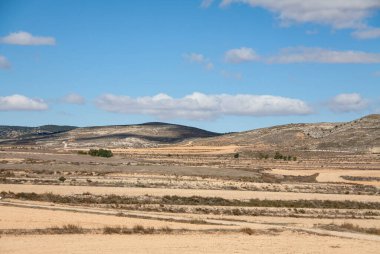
<box><xmin>0</xmin><ymin>114</ymin><xmax>379</xmax><ymax>152</ymax></box>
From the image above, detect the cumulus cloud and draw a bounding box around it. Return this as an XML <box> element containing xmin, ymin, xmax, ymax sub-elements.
<box><xmin>201</xmin><ymin>0</ymin><xmax>214</xmax><ymax>8</ymax></box>
<box><xmin>219</xmin><ymin>1</ymin><xmax>380</xmax><ymax>39</ymax></box>
<box><xmin>220</xmin><ymin>0</ymin><xmax>380</xmax><ymax>29</ymax></box>
<box><xmin>0</xmin><ymin>31</ymin><xmax>55</xmax><ymax>46</ymax></box>
<box><xmin>62</xmin><ymin>93</ymin><xmax>86</xmax><ymax>105</ymax></box>
<box><xmin>328</xmin><ymin>93</ymin><xmax>369</xmax><ymax>113</ymax></box>
<box><xmin>183</xmin><ymin>53</ymin><xmax>214</xmax><ymax>70</ymax></box>
<box><xmin>95</xmin><ymin>92</ymin><xmax>312</xmax><ymax>120</ymax></box>
<box><xmin>352</xmin><ymin>27</ymin><xmax>380</xmax><ymax>39</ymax></box>
<box><xmin>267</xmin><ymin>47</ymin><xmax>380</xmax><ymax>64</ymax></box>
<box><xmin>225</xmin><ymin>47</ymin><xmax>259</xmax><ymax>63</ymax></box>
<box><xmin>0</xmin><ymin>55</ymin><xmax>11</xmax><ymax>69</ymax></box>
<box><xmin>0</xmin><ymin>94</ymin><xmax>48</xmax><ymax>111</ymax></box>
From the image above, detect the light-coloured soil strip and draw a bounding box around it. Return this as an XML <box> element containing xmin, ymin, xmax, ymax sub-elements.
<box><xmin>1</xmin><ymin>200</ymin><xmax>379</xmax><ymax>242</ymax></box>
<box><xmin>1</xmin><ymin>230</ymin><xmax>380</xmax><ymax>254</ymax></box>
<box><xmin>0</xmin><ymin>201</ymin><xmax>233</xmax><ymax>228</ymax></box>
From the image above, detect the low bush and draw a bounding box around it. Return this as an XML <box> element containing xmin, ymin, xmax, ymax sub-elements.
<box><xmin>6</xmin><ymin>192</ymin><xmax>380</xmax><ymax>210</ymax></box>
<box><xmin>240</xmin><ymin>227</ymin><xmax>256</xmax><ymax>235</ymax></box>
<box><xmin>320</xmin><ymin>223</ymin><xmax>380</xmax><ymax>236</ymax></box>
<box><xmin>49</xmin><ymin>224</ymin><xmax>84</xmax><ymax>234</ymax></box>
<box><xmin>88</xmin><ymin>149</ymin><xmax>113</xmax><ymax>158</ymax></box>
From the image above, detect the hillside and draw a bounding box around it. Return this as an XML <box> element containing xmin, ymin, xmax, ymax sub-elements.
<box><xmin>0</xmin><ymin>122</ymin><xmax>220</xmax><ymax>148</ymax></box>
<box><xmin>0</xmin><ymin>125</ymin><xmax>77</xmax><ymax>143</ymax></box>
<box><xmin>192</xmin><ymin>114</ymin><xmax>380</xmax><ymax>152</ymax></box>
<box><xmin>0</xmin><ymin>115</ymin><xmax>379</xmax><ymax>152</ymax></box>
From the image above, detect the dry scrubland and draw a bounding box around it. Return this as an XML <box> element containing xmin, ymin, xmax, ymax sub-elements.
<box><xmin>0</xmin><ymin>143</ymin><xmax>379</xmax><ymax>254</ymax></box>
<box><xmin>0</xmin><ymin>115</ymin><xmax>380</xmax><ymax>254</ymax></box>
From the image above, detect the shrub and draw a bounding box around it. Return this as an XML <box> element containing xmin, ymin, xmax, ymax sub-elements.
<box><xmin>258</xmin><ymin>153</ymin><xmax>269</xmax><ymax>160</ymax></box>
<box><xmin>274</xmin><ymin>152</ymin><xmax>296</xmax><ymax>161</ymax></box>
<box><xmin>58</xmin><ymin>176</ymin><xmax>66</xmax><ymax>182</ymax></box>
<box><xmin>234</xmin><ymin>153</ymin><xmax>239</xmax><ymax>159</ymax></box>
<box><xmin>103</xmin><ymin>226</ymin><xmax>122</xmax><ymax>234</ymax></box>
<box><xmin>320</xmin><ymin>223</ymin><xmax>380</xmax><ymax>236</ymax></box>
<box><xmin>88</xmin><ymin>149</ymin><xmax>113</xmax><ymax>158</ymax></box>
<box><xmin>160</xmin><ymin>226</ymin><xmax>173</xmax><ymax>233</ymax></box>
<box><xmin>132</xmin><ymin>225</ymin><xmax>145</xmax><ymax>232</ymax></box>
<box><xmin>49</xmin><ymin>224</ymin><xmax>84</xmax><ymax>234</ymax></box>
<box><xmin>240</xmin><ymin>227</ymin><xmax>255</xmax><ymax>235</ymax></box>
<box><xmin>274</xmin><ymin>152</ymin><xmax>283</xmax><ymax>159</ymax></box>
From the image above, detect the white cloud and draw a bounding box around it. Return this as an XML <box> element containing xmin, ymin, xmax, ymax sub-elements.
<box><xmin>267</xmin><ymin>47</ymin><xmax>380</xmax><ymax>64</ymax></box>
<box><xmin>328</xmin><ymin>93</ymin><xmax>369</xmax><ymax>113</ymax></box>
<box><xmin>62</xmin><ymin>93</ymin><xmax>85</xmax><ymax>105</ymax></box>
<box><xmin>220</xmin><ymin>0</ymin><xmax>380</xmax><ymax>29</ymax></box>
<box><xmin>183</xmin><ymin>53</ymin><xmax>214</xmax><ymax>70</ymax></box>
<box><xmin>95</xmin><ymin>92</ymin><xmax>312</xmax><ymax>120</ymax></box>
<box><xmin>220</xmin><ymin>1</ymin><xmax>380</xmax><ymax>39</ymax></box>
<box><xmin>352</xmin><ymin>27</ymin><xmax>380</xmax><ymax>39</ymax></box>
<box><xmin>225</xmin><ymin>47</ymin><xmax>259</xmax><ymax>63</ymax></box>
<box><xmin>0</xmin><ymin>31</ymin><xmax>55</xmax><ymax>46</ymax></box>
<box><xmin>0</xmin><ymin>94</ymin><xmax>48</xmax><ymax>111</ymax></box>
<box><xmin>0</xmin><ymin>55</ymin><xmax>11</xmax><ymax>69</ymax></box>
<box><xmin>201</xmin><ymin>0</ymin><xmax>214</xmax><ymax>8</ymax></box>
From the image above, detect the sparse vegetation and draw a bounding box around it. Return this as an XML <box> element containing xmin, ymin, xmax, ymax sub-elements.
<box><xmin>88</xmin><ymin>149</ymin><xmax>113</xmax><ymax>158</ymax></box>
<box><xmin>274</xmin><ymin>151</ymin><xmax>296</xmax><ymax>161</ymax></box>
<box><xmin>341</xmin><ymin>176</ymin><xmax>380</xmax><ymax>182</ymax></box>
<box><xmin>240</xmin><ymin>227</ymin><xmax>256</xmax><ymax>235</ymax></box>
<box><xmin>258</xmin><ymin>152</ymin><xmax>269</xmax><ymax>160</ymax></box>
<box><xmin>102</xmin><ymin>225</ymin><xmax>172</xmax><ymax>235</ymax></box>
<box><xmin>318</xmin><ymin>223</ymin><xmax>380</xmax><ymax>236</ymax></box>
<box><xmin>4</xmin><ymin>192</ymin><xmax>380</xmax><ymax>210</ymax></box>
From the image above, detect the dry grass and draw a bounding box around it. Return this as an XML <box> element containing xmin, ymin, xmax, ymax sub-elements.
<box><xmin>4</xmin><ymin>191</ymin><xmax>380</xmax><ymax>210</ymax></box>
<box><xmin>318</xmin><ymin>223</ymin><xmax>380</xmax><ymax>236</ymax></box>
<box><xmin>240</xmin><ymin>227</ymin><xmax>256</xmax><ymax>235</ymax></box>
<box><xmin>0</xmin><ymin>224</ymin><xmax>85</xmax><ymax>235</ymax></box>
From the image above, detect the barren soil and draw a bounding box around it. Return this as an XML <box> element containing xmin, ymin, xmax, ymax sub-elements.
<box><xmin>1</xmin><ymin>146</ymin><xmax>379</xmax><ymax>254</ymax></box>
<box><xmin>1</xmin><ymin>233</ymin><xmax>379</xmax><ymax>254</ymax></box>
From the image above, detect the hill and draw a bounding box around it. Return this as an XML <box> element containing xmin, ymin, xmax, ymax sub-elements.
<box><xmin>192</xmin><ymin>114</ymin><xmax>380</xmax><ymax>152</ymax></box>
<box><xmin>0</xmin><ymin>125</ymin><xmax>77</xmax><ymax>143</ymax></box>
<box><xmin>0</xmin><ymin>122</ymin><xmax>220</xmax><ymax>148</ymax></box>
<box><xmin>0</xmin><ymin>115</ymin><xmax>379</xmax><ymax>152</ymax></box>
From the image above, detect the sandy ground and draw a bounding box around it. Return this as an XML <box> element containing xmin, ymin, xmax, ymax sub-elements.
<box><xmin>2</xmin><ymin>202</ymin><xmax>380</xmax><ymax>233</ymax></box>
<box><xmin>1</xmin><ymin>232</ymin><xmax>379</xmax><ymax>254</ymax></box>
<box><xmin>236</xmin><ymin>215</ymin><xmax>380</xmax><ymax>228</ymax></box>
<box><xmin>1</xmin><ymin>183</ymin><xmax>379</xmax><ymax>202</ymax></box>
<box><xmin>0</xmin><ymin>204</ymin><xmax>229</xmax><ymax>230</ymax></box>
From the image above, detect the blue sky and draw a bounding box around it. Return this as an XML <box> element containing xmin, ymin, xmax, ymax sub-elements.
<box><xmin>0</xmin><ymin>0</ymin><xmax>379</xmax><ymax>132</ymax></box>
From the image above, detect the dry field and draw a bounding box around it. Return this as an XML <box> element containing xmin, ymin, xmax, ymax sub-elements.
<box><xmin>0</xmin><ymin>146</ymin><xmax>379</xmax><ymax>253</ymax></box>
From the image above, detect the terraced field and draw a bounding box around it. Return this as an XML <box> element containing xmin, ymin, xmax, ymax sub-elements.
<box><xmin>0</xmin><ymin>146</ymin><xmax>379</xmax><ymax>254</ymax></box>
